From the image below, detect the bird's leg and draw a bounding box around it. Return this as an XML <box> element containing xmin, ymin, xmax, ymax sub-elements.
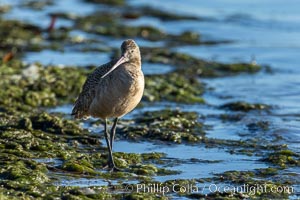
<box><xmin>110</xmin><ymin>117</ymin><xmax>119</xmax><ymax>150</ymax></box>
<box><xmin>109</xmin><ymin>117</ymin><xmax>121</xmax><ymax>172</ymax></box>
<box><xmin>103</xmin><ymin>119</ymin><xmax>117</xmax><ymax>171</ymax></box>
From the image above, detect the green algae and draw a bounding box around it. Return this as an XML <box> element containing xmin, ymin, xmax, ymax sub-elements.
<box><xmin>0</xmin><ymin>159</ymin><xmax>54</xmax><ymax>199</ymax></box>
<box><xmin>0</xmin><ymin>60</ymin><xmax>87</xmax><ymax>111</ymax></box>
<box><xmin>141</xmin><ymin>47</ymin><xmax>262</xmax><ymax>77</ymax></box>
<box><xmin>135</xmin><ymin>6</ymin><xmax>200</xmax><ymax>21</ymax></box>
<box><xmin>61</xmin><ymin>158</ymin><xmax>97</xmax><ymax>175</ymax></box>
<box><xmin>94</xmin><ymin>25</ymin><xmax>167</xmax><ymax>41</ymax></box>
<box><xmin>144</xmin><ymin>73</ymin><xmax>205</xmax><ymax>103</ymax></box>
<box><xmin>114</xmin><ymin>152</ymin><xmax>143</xmax><ymax>168</ymax></box>
<box><xmin>79</xmin><ymin>22</ymin><xmax>201</xmax><ymax>44</ymax></box>
<box><xmin>0</xmin><ymin>108</ymin><xmax>180</xmax><ymax>199</ymax></box>
<box><xmin>72</xmin><ymin>6</ymin><xmax>210</xmax><ymax>46</ymax></box>
<box><xmin>0</xmin><ymin>16</ymin><xmax>94</xmax><ymax>56</ymax></box>
<box><xmin>172</xmin><ymin>31</ymin><xmax>201</xmax><ymax>45</ymax></box>
<box><xmin>130</xmin><ymin>164</ymin><xmax>158</xmax><ymax>176</ymax></box>
<box><xmin>75</xmin><ymin>12</ymin><xmax>118</xmax><ymax>28</ymax></box>
<box><xmin>0</xmin><ymin>18</ymin><xmax>43</xmax><ymax>53</ymax></box>
<box><xmin>256</xmin><ymin>167</ymin><xmax>278</xmax><ymax>177</ymax></box>
<box><xmin>47</xmin><ymin>27</ymin><xmax>72</xmax><ymax>41</ymax></box>
<box><xmin>212</xmin><ymin>170</ymin><xmax>293</xmax><ymax>199</ymax></box>
<box><xmin>1</xmin><ymin>111</ymin><xmax>90</xmax><ymax>159</ymax></box>
<box><xmin>120</xmin><ymin>109</ymin><xmax>205</xmax><ymax>143</ymax></box>
<box><xmin>82</xmin><ymin>1</ymin><xmax>199</xmax><ymax>21</ymax></box>
<box><xmin>30</xmin><ymin>112</ymin><xmax>84</xmax><ymax>135</ymax></box>
<box><xmin>220</xmin><ymin>62</ymin><xmax>261</xmax><ymax>73</ymax></box>
<box><xmin>85</xmin><ymin>0</ymin><xmax>126</xmax><ymax>6</ymax></box>
<box><xmin>263</xmin><ymin>149</ymin><xmax>300</xmax><ymax>168</ymax></box>
<box><xmin>21</xmin><ymin>0</ymin><xmax>53</xmax><ymax>10</ymax></box>
<box><xmin>217</xmin><ymin>170</ymin><xmax>255</xmax><ymax>183</ymax></box>
<box><xmin>201</xmin><ymin>136</ymin><xmax>293</xmax><ymax>158</ymax></box>
<box><xmin>141</xmin><ymin>152</ymin><xmax>165</xmax><ymax>161</ymax></box>
<box><xmin>247</xmin><ymin>121</ymin><xmax>270</xmax><ymax>132</ymax></box>
<box><xmin>0</xmin><ymin>160</ymin><xmax>48</xmax><ymax>182</ymax></box>
<box><xmin>112</xmin><ymin>152</ymin><xmax>179</xmax><ymax>176</ymax></box>
<box><xmin>75</xmin><ymin>12</ymin><xmax>202</xmax><ymax>45</ymax></box>
<box><xmin>220</xmin><ymin>101</ymin><xmax>270</xmax><ymax>112</ymax></box>
<box><xmin>220</xmin><ymin>113</ymin><xmax>245</xmax><ymax>122</ymax></box>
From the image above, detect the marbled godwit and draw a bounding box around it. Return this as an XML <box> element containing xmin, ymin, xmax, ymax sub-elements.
<box><xmin>72</xmin><ymin>39</ymin><xmax>144</xmax><ymax>171</ymax></box>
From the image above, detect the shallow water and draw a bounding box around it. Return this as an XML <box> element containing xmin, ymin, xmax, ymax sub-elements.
<box><xmin>135</xmin><ymin>0</ymin><xmax>300</xmax><ymax>152</ymax></box>
<box><xmin>2</xmin><ymin>0</ymin><xmax>299</xmax><ymax>197</ymax></box>
<box><xmin>26</xmin><ymin>50</ymin><xmax>110</xmax><ymax>66</ymax></box>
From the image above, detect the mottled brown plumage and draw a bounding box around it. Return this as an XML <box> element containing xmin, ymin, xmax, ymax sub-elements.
<box><xmin>72</xmin><ymin>39</ymin><xmax>144</xmax><ymax>171</ymax></box>
<box><xmin>72</xmin><ymin>58</ymin><xmax>124</xmax><ymax>119</ymax></box>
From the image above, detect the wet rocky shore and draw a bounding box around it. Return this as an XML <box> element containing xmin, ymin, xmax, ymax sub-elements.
<box><xmin>0</xmin><ymin>0</ymin><xmax>299</xmax><ymax>199</ymax></box>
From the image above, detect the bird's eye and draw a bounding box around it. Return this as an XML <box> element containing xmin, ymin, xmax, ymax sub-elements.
<box><xmin>130</xmin><ymin>50</ymin><xmax>134</xmax><ymax>53</ymax></box>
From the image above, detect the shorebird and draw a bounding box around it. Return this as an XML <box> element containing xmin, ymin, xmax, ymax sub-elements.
<box><xmin>72</xmin><ymin>39</ymin><xmax>144</xmax><ymax>171</ymax></box>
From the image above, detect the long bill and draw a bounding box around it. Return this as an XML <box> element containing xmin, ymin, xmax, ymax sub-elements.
<box><xmin>101</xmin><ymin>56</ymin><xmax>127</xmax><ymax>78</ymax></box>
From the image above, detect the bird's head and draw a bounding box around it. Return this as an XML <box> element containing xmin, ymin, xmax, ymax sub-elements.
<box><xmin>101</xmin><ymin>39</ymin><xmax>141</xmax><ymax>78</ymax></box>
<box><xmin>121</xmin><ymin>39</ymin><xmax>140</xmax><ymax>62</ymax></box>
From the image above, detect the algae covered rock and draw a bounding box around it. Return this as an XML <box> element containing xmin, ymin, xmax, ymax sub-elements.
<box><xmin>136</xmin><ymin>6</ymin><xmax>200</xmax><ymax>21</ymax></box>
<box><xmin>141</xmin><ymin>47</ymin><xmax>262</xmax><ymax>77</ymax></box>
<box><xmin>262</xmin><ymin>149</ymin><xmax>300</xmax><ymax>168</ymax></box>
<box><xmin>213</xmin><ymin>170</ymin><xmax>293</xmax><ymax>199</ymax></box>
<box><xmin>121</xmin><ymin>109</ymin><xmax>205</xmax><ymax>143</ymax></box>
<box><xmin>61</xmin><ymin>158</ymin><xmax>97</xmax><ymax>175</ymax></box>
<box><xmin>30</xmin><ymin>112</ymin><xmax>83</xmax><ymax>135</ymax></box>
<box><xmin>144</xmin><ymin>73</ymin><xmax>205</xmax><ymax>104</ymax></box>
<box><xmin>75</xmin><ymin>11</ymin><xmax>202</xmax><ymax>44</ymax></box>
<box><xmin>0</xmin><ymin>18</ymin><xmax>42</xmax><ymax>52</ymax></box>
<box><xmin>220</xmin><ymin>101</ymin><xmax>270</xmax><ymax>112</ymax></box>
<box><xmin>85</xmin><ymin>0</ymin><xmax>126</xmax><ymax>6</ymax></box>
<box><xmin>247</xmin><ymin>121</ymin><xmax>270</xmax><ymax>132</ymax></box>
<box><xmin>0</xmin><ymin>60</ymin><xmax>87</xmax><ymax>110</ymax></box>
<box><xmin>0</xmin><ymin>159</ymin><xmax>50</xmax><ymax>198</ymax></box>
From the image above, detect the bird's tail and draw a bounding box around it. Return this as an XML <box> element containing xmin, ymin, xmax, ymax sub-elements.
<box><xmin>71</xmin><ymin>99</ymin><xmax>83</xmax><ymax>119</ymax></box>
<box><xmin>71</xmin><ymin>94</ymin><xmax>91</xmax><ymax>119</ymax></box>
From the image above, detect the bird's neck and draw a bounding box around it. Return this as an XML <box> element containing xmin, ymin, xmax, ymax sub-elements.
<box><xmin>128</xmin><ymin>57</ymin><xmax>141</xmax><ymax>69</ymax></box>
<box><xmin>123</xmin><ymin>59</ymin><xmax>142</xmax><ymax>73</ymax></box>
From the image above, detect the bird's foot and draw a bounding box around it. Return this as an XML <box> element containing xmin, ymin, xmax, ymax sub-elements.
<box><xmin>102</xmin><ymin>164</ymin><xmax>121</xmax><ymax>172</ymax></box>
<box><xmin>109</xmin><ymin>166</ymin><xmax>121</xmax><ymax>172</ymax></box>
<box><xmin>102</xmin><ymin>164</ymin><xmax>110</xmax><ymax>170</ymax></box>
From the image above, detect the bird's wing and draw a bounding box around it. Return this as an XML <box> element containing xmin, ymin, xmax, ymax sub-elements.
<box><xmin>71</xmin><ymin>59</ymin><xmax>116</xmax><ymax>119</ymax></box>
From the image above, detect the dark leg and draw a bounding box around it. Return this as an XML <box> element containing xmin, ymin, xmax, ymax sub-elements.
<box><xmin>110</xmin><ymin>117</ymin><xmax>119</xmax><ymax>150</ymax></box>
<box><xmin>103</xmin><ymin>118</ymin><xmax>116</xmax><ymax>170</ymax></box>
